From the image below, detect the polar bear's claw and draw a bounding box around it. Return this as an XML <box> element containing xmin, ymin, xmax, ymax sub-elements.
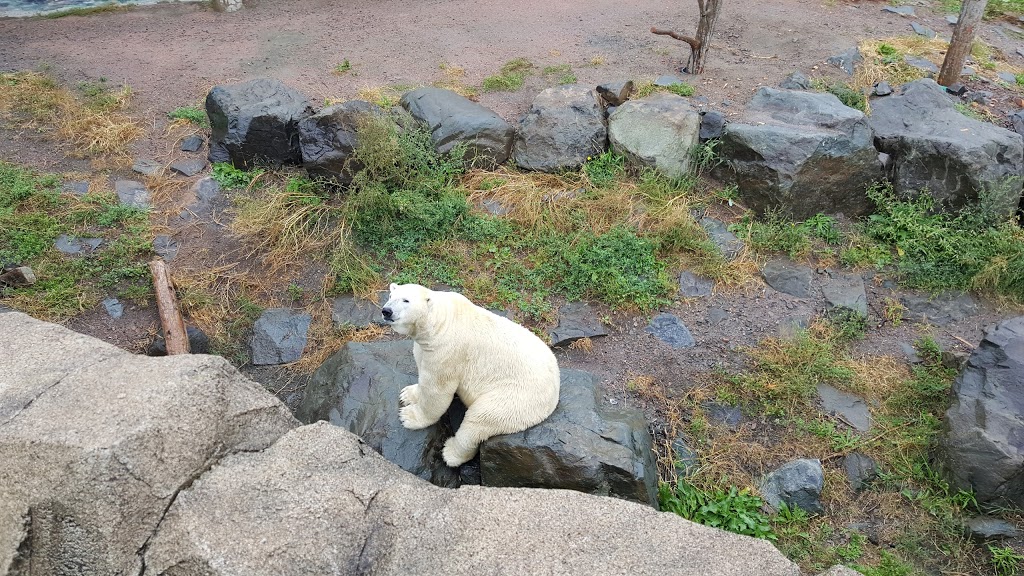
<box><xmin>399</xmin><ymin>405</ymin><xmax>430</xmax><ymax>430</ymax></box>
<box><xmin>399</xmin><ymin>384</ymin><xmax>420</xmax><ymax>406</ymax></box>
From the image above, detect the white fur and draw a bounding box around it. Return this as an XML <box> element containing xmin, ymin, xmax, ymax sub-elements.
<box><xmin>382</xmin><ymin>282</ymin><xmax>560</xmax><ymax>467</ymax></box>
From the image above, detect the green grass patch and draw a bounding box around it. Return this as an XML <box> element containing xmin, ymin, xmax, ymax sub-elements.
<box><xmin>482</xmin><ymin>58</ymin><xmax>534</xmax><ymax>92</ymax></box>
<box><xmin>541</xmin><ymin>64</ymin><xmax>577</xmax><ymax>85</ymax></box>
<box><xmin>0</xmin><ymin>162</ymin><xmax>152</xmax><ymax>320</ymax></box>
<box><xmin>168</xmin><ymin>106</ymin><xmax>207</xmax><ymax>125</ymax></box>
<box><xmin>582</xmin><ymin>151</ymin><xmax>625</xmax><ymax>188</ymax></box>
<box><xmin>659</xmin><ymin>479</ymin><xmax>775</xmax><ymax>539</ymax></box>
<box><xmin>810</xmin><ymin>78</ymin><xmax>866</xmax><ymax>112</ymax></box>
<box><xmin>733</xmin><ymin>211</ymin><xmax>841</xmax><ymax>259</ymax></box>
<box><xmin>212</xmin><ymin>162</ymin><xmax>265</xmax><ymax>189</ymax></box>
<box><xmin>635</xmin><ymin>80</ymin><xmax>696</xmax><ymax>98</ymax></box>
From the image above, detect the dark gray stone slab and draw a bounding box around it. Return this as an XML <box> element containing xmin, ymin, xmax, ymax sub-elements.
<box><xmin>699</xmin><ymin>111</ymin><xmax>725</xmax><ymax>140</ymax></box>
<box><xmin>759</xmin><ymin>458</ymin><xmax>824</xmax><ymax>514</ymax></box>
<box><xmin>102</xmin><ymin>298</ymin><xmax>124</xmax><ymax>319</ymax></box>
<box><xmin>132</xmin><ymin>158</ymin><xmax>162</xmax><ymax>176</ymax></box>
<box><xmin>54</xmin><ymin>234</ymin><xmax>103</xmax><ymax>256</ymax></box>
<box><xmin>911</xmin><ymin>22</ymin><xmax>936</xmax><ymax>39</ymax></box>
<box><xmin>153</xmin><ymin>235</ymin><xmax>180</xmax><ymax>262</ymax></box>
<box><xmin>170</xmin><ymin>158</ymin><xmax>208</xmax><ymax>177</ymax></box>
<box><xmin>330</xmin><ymin>291</ymin><xmax>387</xmax><ymax>329</ymax></box>
<box><xmin>900</xmin><ymin>292</ymin><xmax>978</xmax><ymax>326</ymax></box>
<box><xmin>779</xmin><ymin>71</ymin><xmax>810</xmax><ymax>90</ymax></box>
<box><xmin>180</xmin><ymin>135</ymin><xmax>204</xmax><ymax>152</ymax></box>
<box><xmin>843</xmin><ymin>452</ymin><xmax>878</xmax><ymax>491</ymax></box>
<box><xmin>114</xmin><ymin>180</ymin><xmax>150</xmax><ymax>210</ymax></box>
<box><xmin>904</xmin><ymin>56</ymin><xmax>939</xmax><ymax>75</ymax></box>
<box><xmin>817</xmin><ymin>383</ymin><xmax>871</xmax><ymax>432</ymax></box>
<box><xmin>62</xmin><ymin>180</ymin><xmax>89</xmax><ymax>196</ymax></box>
<box><xmin>645</xmin><ymin>313</ymin><xmax>696</xmax><ymax>349</ymax></box>
<box><xmin>965</xmin><ymin>517</ymin><xmax>1019</xmax><ymax>542</ymax></box>
<box><xmin>250</xmin><ymin>308</ymin><xmax>312</xmax><ymax>365</ymax></box>
<box><xmin>821</xmin><ymin>270</ymin><xmax>867</xmax><ymax>316</ymax></box>
<box><xmin>679</xmin><ymin>270</ymin><xmax>714</xmax><ymax>298</ymax></box>
<box><xmin>700</xmin><ymin>217</ymin><xmax>744</xmax><ymax>259</ymax></box>
<box><xmin>655</xmin><ymin>75</ymin><xmax>686</xmax><ymax>87</ymax></box>
<box><xmin>550</xmin><ymin>302</ymin><xmax>608</xmax><ymax>347</ymax></box>
<box><xmin>762</xmin><ymin>260</ymin><xmax>812</xmax><ymax>298</ymax></box>
<box><xmin>826</xmin><ymin>47</ymin><xmax>862</xmax><ymax>75</ymax></box>
<box><xmin>882</xmin><ymin>5</ymin><xmax>914</xmax><ymax>15</ymax></box>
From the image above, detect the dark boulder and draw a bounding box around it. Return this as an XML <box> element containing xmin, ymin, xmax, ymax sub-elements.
<box><xmin>513</xmin><ymin>85</ymin><xmax>606</xmax><ymax>172</ymax></box>
<box><xmin>298</xmin><ymin>100</ymin><xmax>383</xmax><ymax>185</ymax></box>
<box><xmin>206</xmin><ymin>78</ymin><xmax>314</xmax><ymax>168</ymax></box>
<box><xmin>400</xmin><ymin>87</ymin><xmax>514</xmax><ymax>167</ymax></box>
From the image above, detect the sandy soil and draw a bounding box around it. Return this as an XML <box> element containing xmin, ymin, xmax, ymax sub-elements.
<box><xmin>0</xmin><ymin>0</ymin><xmax>1021</xmax><ymax>403</ymax></box>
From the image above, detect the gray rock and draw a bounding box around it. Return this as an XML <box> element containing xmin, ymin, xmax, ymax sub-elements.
<box><xmin>0</xmin><ymin>266</ymin><xmax>35</xmax><ymax>288</ymax></box>
<box><xmin>550</xmin><ymin>302</ymin><xmax>608</xmax><ymax>346</ymax></box>
<box><xmin>874</xmin><ymin>81</ymin><xmax>893</xmax><ymax>97</ymax></box>
<box><xmin>704</xmin><ymin>402</ymin><xmax>744</xmax><ymax>430</ymax></box>
<box><xmin>481</xmin><ymin>369</ymin><xmax>658</xmax><ymax>506</ymax></box>
<box><xmin>911</xmin><ymin>22</ymin><xmax>936</xmax><ymax>39</ymax></box>
<box><xmin>655</xmin><ymin>74</ymin><xmax>686</xmax><ymax>87</ymax></box>
<box><xmin>114</xmin><ymin>179</ymin><xmax>150</xmax><ymax>209</ymax></box>
<box><xmin>707</xmin><ymin>307</ymin><xmax>729</xmax><ymax>325</ymax></box>
<box><xmin>298</xmin><ymin>100</ymin><xmax>384</xmax><ymax>184</ymax></box>
<box><xmin>826</xmin><ymin>47</ymin><xmax>862</xmax><ymax>75</ymax></box>
<box><xmin>870</xmin><ymin>79</ymin><xmax>1024</xmax><ymax>217</ymax></box>
<box><xmin>645</xmin><ymin>313</ymin><xmax>696</xmax><ymax>348</ymax></box>
<box><xmin>821</xmin><ymin>270</ymin><xmax>868</xmax><ymax>316</ymax></box>
<box><xmin>1011</xmin><ymin>110</ymin><xmax>1024</xmax><ymax>137</ymax></box>
<box><xmin>481</xmin><ymin>198</ymin><xmax>510</xmax><ymax>215</ymax></box>
<box><xmin>295</xmin><ymin>340</ymin><xmax>456</xmax><ymax>484</ymax></box>
<box><xmin>899</xmin><ymin>341</ymin><xmax>923</xmax><ymax>364</ymax></box>
<box><xmin>940</xmin><ymin>317</ymin><xmax>1024</xmax><ymax>507</ymax></box>
<box><xmin>143</xmin><ymin>421</ymin><xmax>805</xmax><ymax>576</ymax></box>
<box><xmin>882</xmin><ymin>5</ymin><xmax>915</xmax><ymax>15</ymax></box>
<box><xmin>513</xmin><ymin>85</ymin><xmax>607</xmax><ymax>172</ymax></box>
<box><xmin>102</xmin><ymin>297</ymin><xmax>123</xmax><ymax>319</ymax></box>
<box><xmin>330</xmin><ymin>291</ymin><xmax>387</xmax><ymax>328</ymax></box>
<box><xmin>904</xmin><ymin>56</ymin><xmax>940</xmax><ymax>76</ymax></box>
<box><xmin>965</xmin><ymin>517</ymin><xmax>1019</xmax><ymax>541</ymax></box>
<box><xmin>62</xmin><ymin>180</ymin><xmax>89</xmax><ymax>196</ymax></box>
<box><xmin>54</xmin><ymin>234</ymin><xmax>103</xmax><ymax>255</ymax></box>
<box><xmin>759</xmin><ymin>458</ymin><xmax>824</xmax><ymax>514</ymax></box>
<box><xmin>817</xmin><ymin>384</ymin><xmax>871</xmax><ymax>432</ymax></box>
<box><xmin>843</xmin><ymin>452</ymin><xmax>878</xmax><ymax>491</ymax></box>
<box><xmin>250</xmin><ymin>308</ymin><xmax>312</xmax><ymax>365</ymax></box>
<box><xmin>721</xmin><ymin>88</ymin><xmax>882</xmax><ymax>219</ymax></box>
<box><xmin>762</xmin><ymin>259</ymin><xmax>813</xmax><ymax>298</ymax></box>
<box><xmin>999</xmin><ymin>71</ymin><xmax>1019</xmax><ymax>84</ymax></box>
<box><xmin>596</xmin><ymin>80</ymin><xmax>635</xmax><ymax>107</ymax></box>
<box><xmin>180</xmin><ymin>134</ymin><xmax>204</xmax><ymax>152</ymax></box>
<box><xmin>206</xmin><ymin>78</ymin><xmax>314</xmax><ymax>167</ymax></box>
<box><xmin>960</xmin><ymin>67</ymin><xmax>976</xmax><ymax>77</ymax></box>
<box><xmin>170</xmin><ymin>157</ymin><xmax>207</xmax><ymax>177</ymax></box>
<box><xmin>0</xmin><ymin>311</ymin><xmax>297</xmax><ymax>576</ymax></box>
<box><xmin>679</xmin><ymin>270</ymin><xmax>714</xmax><ymax>298</ymax></box>
<box><xmin>609</xmin><ymin>93</ymin><xmax>701</xmax><ymax>179</ymax></box>
<box><xmin>700</xmin><ymin>110</ymin><xmax>725</xmax><ymax>140</ymax></box>
<box><xmin>672</xmin><ymin>436</ymin><xmax>700</xmax><ymax>476</ymax></box>
<box><xmin>147</xmin><ymin>325</ymin><xmax>211</xmax><ymax>356</ymax></box>
<box><xmin>967</xmin><ymin>90</ymin><xmax>993</xmax><ymax>105</ymax></box>
<box><xmin>153</xmin><ymin>234</ymin><xmax>180</xmax><ymax>261</ymax></box>
<box><xmin>400</xmin><ymin>87</ymin><xmax>514</xmax><ymax>166</ymax></box>
<box><xmin>900</xmin><ymin>291</ymin><xmax>978</xmax><ymax>326</ymax></box>
<box><xmin>779</xmin><ymin>313</ymin><xmax>813</xmax><ymax>338</ymax></box>
<box><xmin>780</xmin><ymin>71</ymin><xmax>810</xmax><ymax>90</ymax></box>
<box><xmin>132</xmin><ymin>158</ymin><xmax>162</xmax><ymax>176</ymax></box>
<box><xmin>700</xmin><ymin>216</ymin><xmax>744</xmax><ymax>259</ymax></box>
<box><xmin>948</xmin><ymin>14</ymin><xmax>959</xmax><ymax>24</ymax></box>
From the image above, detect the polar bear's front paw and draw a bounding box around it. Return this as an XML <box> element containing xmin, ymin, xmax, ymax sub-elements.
<box><xmin>442</xmin><ymin>437</ymin><xmax>474</xmax><ymax>468</ymax></box>
<box><xmin>399</xmin><ymin>405</ymin><xmax>431</xmax><ymax>430</ymax></box>
<box><xmin>399</xmin><ymin>384</ymin><xmax>420</xmax><ymax>406</ymax></box>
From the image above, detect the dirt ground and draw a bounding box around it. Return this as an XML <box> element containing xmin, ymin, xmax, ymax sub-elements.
<box><xmin>1</xmin><ymin>0</ymin><xmax>1022</xmax><ymax>421</ymax></box>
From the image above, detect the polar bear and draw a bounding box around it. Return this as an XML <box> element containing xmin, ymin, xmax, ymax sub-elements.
<box><xmin>381</xmin><ymin>282</ymin><xmax>560</xmax><ymax>467</ymax></box>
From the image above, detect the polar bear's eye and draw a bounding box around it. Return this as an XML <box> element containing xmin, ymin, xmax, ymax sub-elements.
<box><xmin>402</xmin><ymin>299</ymin><xmax>409</xmax><ymax>303</ymax></box>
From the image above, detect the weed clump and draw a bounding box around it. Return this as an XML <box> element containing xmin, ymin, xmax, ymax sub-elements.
<box><xmin>482</xmin><ymin>58</ymin><xmax>534</xmax><ymax>92</ymax></box>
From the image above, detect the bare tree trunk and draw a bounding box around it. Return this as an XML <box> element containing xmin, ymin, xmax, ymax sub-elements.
<box><xmin>149</xmin><ymin>259</ymin><xmax>190</xmax><ymax>355</ymax></box>
<box><xmin>689</xmin><ymin>0</ymin><xmax>723</xmax><ymax>75</ymax></box>
<box><xmin>938</xmin><ymin>0</ymin><xmax>988</xmax><ymax>87</ymax></box>
<box><xmin>650</xmin><ymin>0</ymin><xmax>723</xmax><ymax>75</ymax></box>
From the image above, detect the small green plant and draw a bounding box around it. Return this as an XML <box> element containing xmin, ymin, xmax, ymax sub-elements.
<box><xmin>955</xmin><ymin>102</ymin><xmax>985</xmax><ymax>121</ymax></box>
<box><xmin>168</xmin><ymin>106</ymin><xmax>207</xmax><ymax>125</ymax></box>
<box><xmin>211</xmin><ymin>162</ymin><xmax>264</xmax><ymax>189</ymax></box>
<box><xmin>583</xmin><ymin>151</ymin><xmax>625</xmax><ymax>187</ymax></box>
<box><xmin>482</xmin><ymin>58</ymin><xmax>533</xmax><ymax>92</ymax></box>
<box><xmin>989</xmin><ymin>544</ymin><xmax>1024</xmax><ymax>576</ymax></box>
<box><xmin>811</xmin><ymin>78</ymin><xmax>866</xmax><ymax>112</ymax></box>
<box><xmin>541</xmin><ymin>64</ymin><xmax>577</xmax><ymax>84</ymax></box>
<box><xmin>795</xmin><ymin>418</ymin><xmax>862</xmax><ymax>452</ymax></box>
<box><xmin>659</xmin><ymin>479</ymin><xmax>776</xmax><ymax>539</ymax></box>
<box><xmin>333</xmin><ymin>59</ymin><xmax>352</xmax><ymax>75</ymax></box>
<box><xmin>664</xmin><ymin>82</ymin><xmax>696</xmax><ymax>97</ymax></box>
<box><xmin>286</xmin><ymin>283</ymin><xmax>304</xmax><ymax>302</ymax></box>
<box><xmin>824</xmin><ymin>308</ymin><xmax>867</xmax><ymax>342</ymax></box>
<box><xmin>854</xmin><ymin>551</ymin><xmax>915</xmax><ymax>576</ymax></box>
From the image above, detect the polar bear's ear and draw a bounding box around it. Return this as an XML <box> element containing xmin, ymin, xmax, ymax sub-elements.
<box><xmin>389</xmin><ymin>282</ymin><xmax>398</xmax><ymax>292</ymax></box>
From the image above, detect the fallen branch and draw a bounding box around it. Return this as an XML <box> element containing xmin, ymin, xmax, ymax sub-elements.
<box><xmin>650</xmin><ymin>27</ymin><xmax>701</xmax><ymax>52</ymax></box>
<box><xmin>149</xmin><ymin>259</ymin><xmax>190</xmax><ymax>355</ymax></box>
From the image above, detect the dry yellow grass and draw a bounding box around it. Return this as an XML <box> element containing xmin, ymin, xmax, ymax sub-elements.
<box><xmin>0</xmin><ymin>71</ymin><xmax>142</xmax><ymax>161</ymax></box>
<box><xmin>434</xmin><ymin>63</ymin><xmax>479</xmax><ymax>100</ymax></box>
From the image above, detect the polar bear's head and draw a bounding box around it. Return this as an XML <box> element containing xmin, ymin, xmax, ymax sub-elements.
<box><xmin>381</xmin><ymin>282</ymin><xmax>432</xmax><ymax>335</ymax></box>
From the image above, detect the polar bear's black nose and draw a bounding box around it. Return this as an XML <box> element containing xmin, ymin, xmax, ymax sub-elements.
<box><xmin>382</xmin><ymin>307</ymin><xmax>393</xmax><ymax>320</ymax></box>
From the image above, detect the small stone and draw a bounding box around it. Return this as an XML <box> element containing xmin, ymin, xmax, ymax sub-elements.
<box><xmin>947</xmin><ymin>14</ymin><xmax>959</xmax><ymax>25</ymax></box>
<box><xmin>874</xmin><ymin>81</ymin><xmax>893</xmax><ymax>96</ymax></box>
<box><xmin>899</xmin><ymin>342</ymin><xmax>923</xmax><ymax>364</ymax></box>
<box><xmin>780</xmin><ymin>71</ymin><xmax>810</xmax><ymax>90</ymax></box>
<box><xmin>481</xmin><ymin>199</ymin><xmax>510</xmax><ymax>216</ymax></box>
<box><xmin>62</xmin><ymin>180</ymin><xmax>89</xmax><ymax>196</ymax></box>
<box><xmin>148</xmin><ymin>325</ymin><xmax>211</xmax><ymax>356</ymax></box>
<box><xmin>878</xmin><ymin>151</ymin><xmax>892</xmax><ymax>169</ymax></box>
<box><xmin>550</xmin><ymin>302</ymin><xmax>608</xmax><ymax>347</ymax></box>
<box><xmin>827</xmin><ymin>47</ymin><xmax>862</xmax><ymax>75</ymax></box>
<box><xmin>0</xmin><ymin>266</ymin><xmax>36</xmax><ymax>287</ymax></box>
<box><xmin>707</xmin><ymin>308</ymin><xmax>729</xmax><ymax>325</ymax></box>
<box><xmin>843</xmin><ymin>452</ymin><xmax>878</xmax><ymax>491</ymax></box>
<box><xmin>822</xmin><ymin>269</ymin><xmax>868</xmax><ymax>316</ymax></box>
<box><xmin>998</xmin><ymin>71</ymin><xmax>1018</xmax><ymax>84</ymax></box>
<box><xmin>102</xmin><ymin>298</ymin><xmax>124</xmax><ymax>319</ymax></box>
<box><xmin>114</xmin><ymin>180</ymin><xmax>150</xmax><ymax>209</ymax></box>
<box><xmin>1018</xmin><ymin>47</ymin><xmax>1024</xmax><ymax>58</ymax></box>
<box><xmin>967</xmin><ymin>90</ymin><xmax>992</xmax><ymax>105</ymax></box>
<box><xmin>645</xmin><ymin>313</ymin><xmax>696</xmax><ymax>349</ymax></box>
<box><xmin>678</xmin><ymin>270</ymin><xmax>714</xmax><ymax>298</ymax></box>
<box><xmin>330</xmin><ymin>291</ymin><xmax>388</xmax><ymax>329</ymax></box>
<box><xmin>946</xmin><ymin>82</ymin><xmax>968</xmax><ymax>96</ymax></box>
<box><xmin>250</xmin><ymin>308</ymin><xmax>312</xmax><ymax>365</ymax></box>
<box><xmin>900</xmin><ymin>292</ymin><xmax>978</xmax><ymax>326</ymax></box>
<box><xmin>703</xmin><ymin>402</ymin><xmax>743</xmax><ymax>430</ymax></box>
<box><xmin>170</xmin><ymin>158</ymin><xmax>208</xmax><ymax>177</ymax></box>
<box><xmin>882</xmin><ymin>5</ymin><xmax>914</xmax><ymax>15</ymax></box>
<box><xmin>699</xmin><ymin>110</ymin><xmax>725</xmax><ymax>140</ymax></box>
<box><xmin>779</xmin><ymin>314</ymin><xmax>812</xmax><ymax>339</ymax></box>
<box><xmin>54</xmin><ymin>234</ymin><xmax>103</xmax><ymax>255</ymax></box>
<box><xmin>596</xmin><ymin>81</ymin><xmax>635</xmax><ymax>107</ymax></box>
<box><xmin>153</xmin><ymin>235</ymin><xmax>180</xmax><ymax>262</ymax></box>
<box><xmin>904</xmin><ymin>56</ymin><xmax>939</xmax><ymax>76</ymax></box>
<box><xmin>132</xmin><ymin>158</ymin><xmax>162</xmax><ymax>176</ymax></box>
<box><xmin>671</xmin><ymin>437</ymin><xmax>699</xmax><ymax>476</ymax></box>
<box><xmin>961</xmin><ymin>66</ymin><xmax>976</xmax><ymax>77</ymax></box>
<box><xmin>911</xmin><ymin>22</ymin><xmax>936</xmax><ymax>39</ymax></box>
<box><xmin>965</xmin><ymin>517</ymin><xmax>1019</xmax><ymax>542</ymax></box>
<box><xmin>655</xmin><ymin>74</ymin><xmax>685</xmax><ymax>87</ymax></box>
<box><xmin>759</xmin><ymin>459</ymin><xmax>824</xmax><ymax>514</ymax></box>
<box><xmin>817</xmin><ymin>383</ymin><xmax>872</xmax><ymax>432</ymax></box>
<box><xmin>1010</xmin><ymin>110</ymin><xmax>1024</xmax><ymax>136</ymax></box>
<box><xmin>699</xmin><ymin>217</ymin><xmax>744</xmax><ymax>259</ymax></box>
<box><xmin>762</xmin><ymin>259</ymin><xmax>812</xmax><ymax>298</ymax></box>
<box><xmin>180</xmin><ymin>135</ymin><xmax>204</xmax><ymax>152</ymax></box>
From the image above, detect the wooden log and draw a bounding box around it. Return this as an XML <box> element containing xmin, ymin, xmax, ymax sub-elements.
<box><xmin>149</xmin><ymin>259</ymin><xmax>190</xmax><ymax>355</ymax></box>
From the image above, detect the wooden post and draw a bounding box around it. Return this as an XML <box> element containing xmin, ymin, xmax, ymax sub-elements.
<box><xmin>149</xmin><ymin>259</ymin><xmax>190</xmax><ymax>355</ymax></box>
<box><xmin>938</xmin><ymin>0</ymin><xmax>988</xmax><ymax>87</ymax></box>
